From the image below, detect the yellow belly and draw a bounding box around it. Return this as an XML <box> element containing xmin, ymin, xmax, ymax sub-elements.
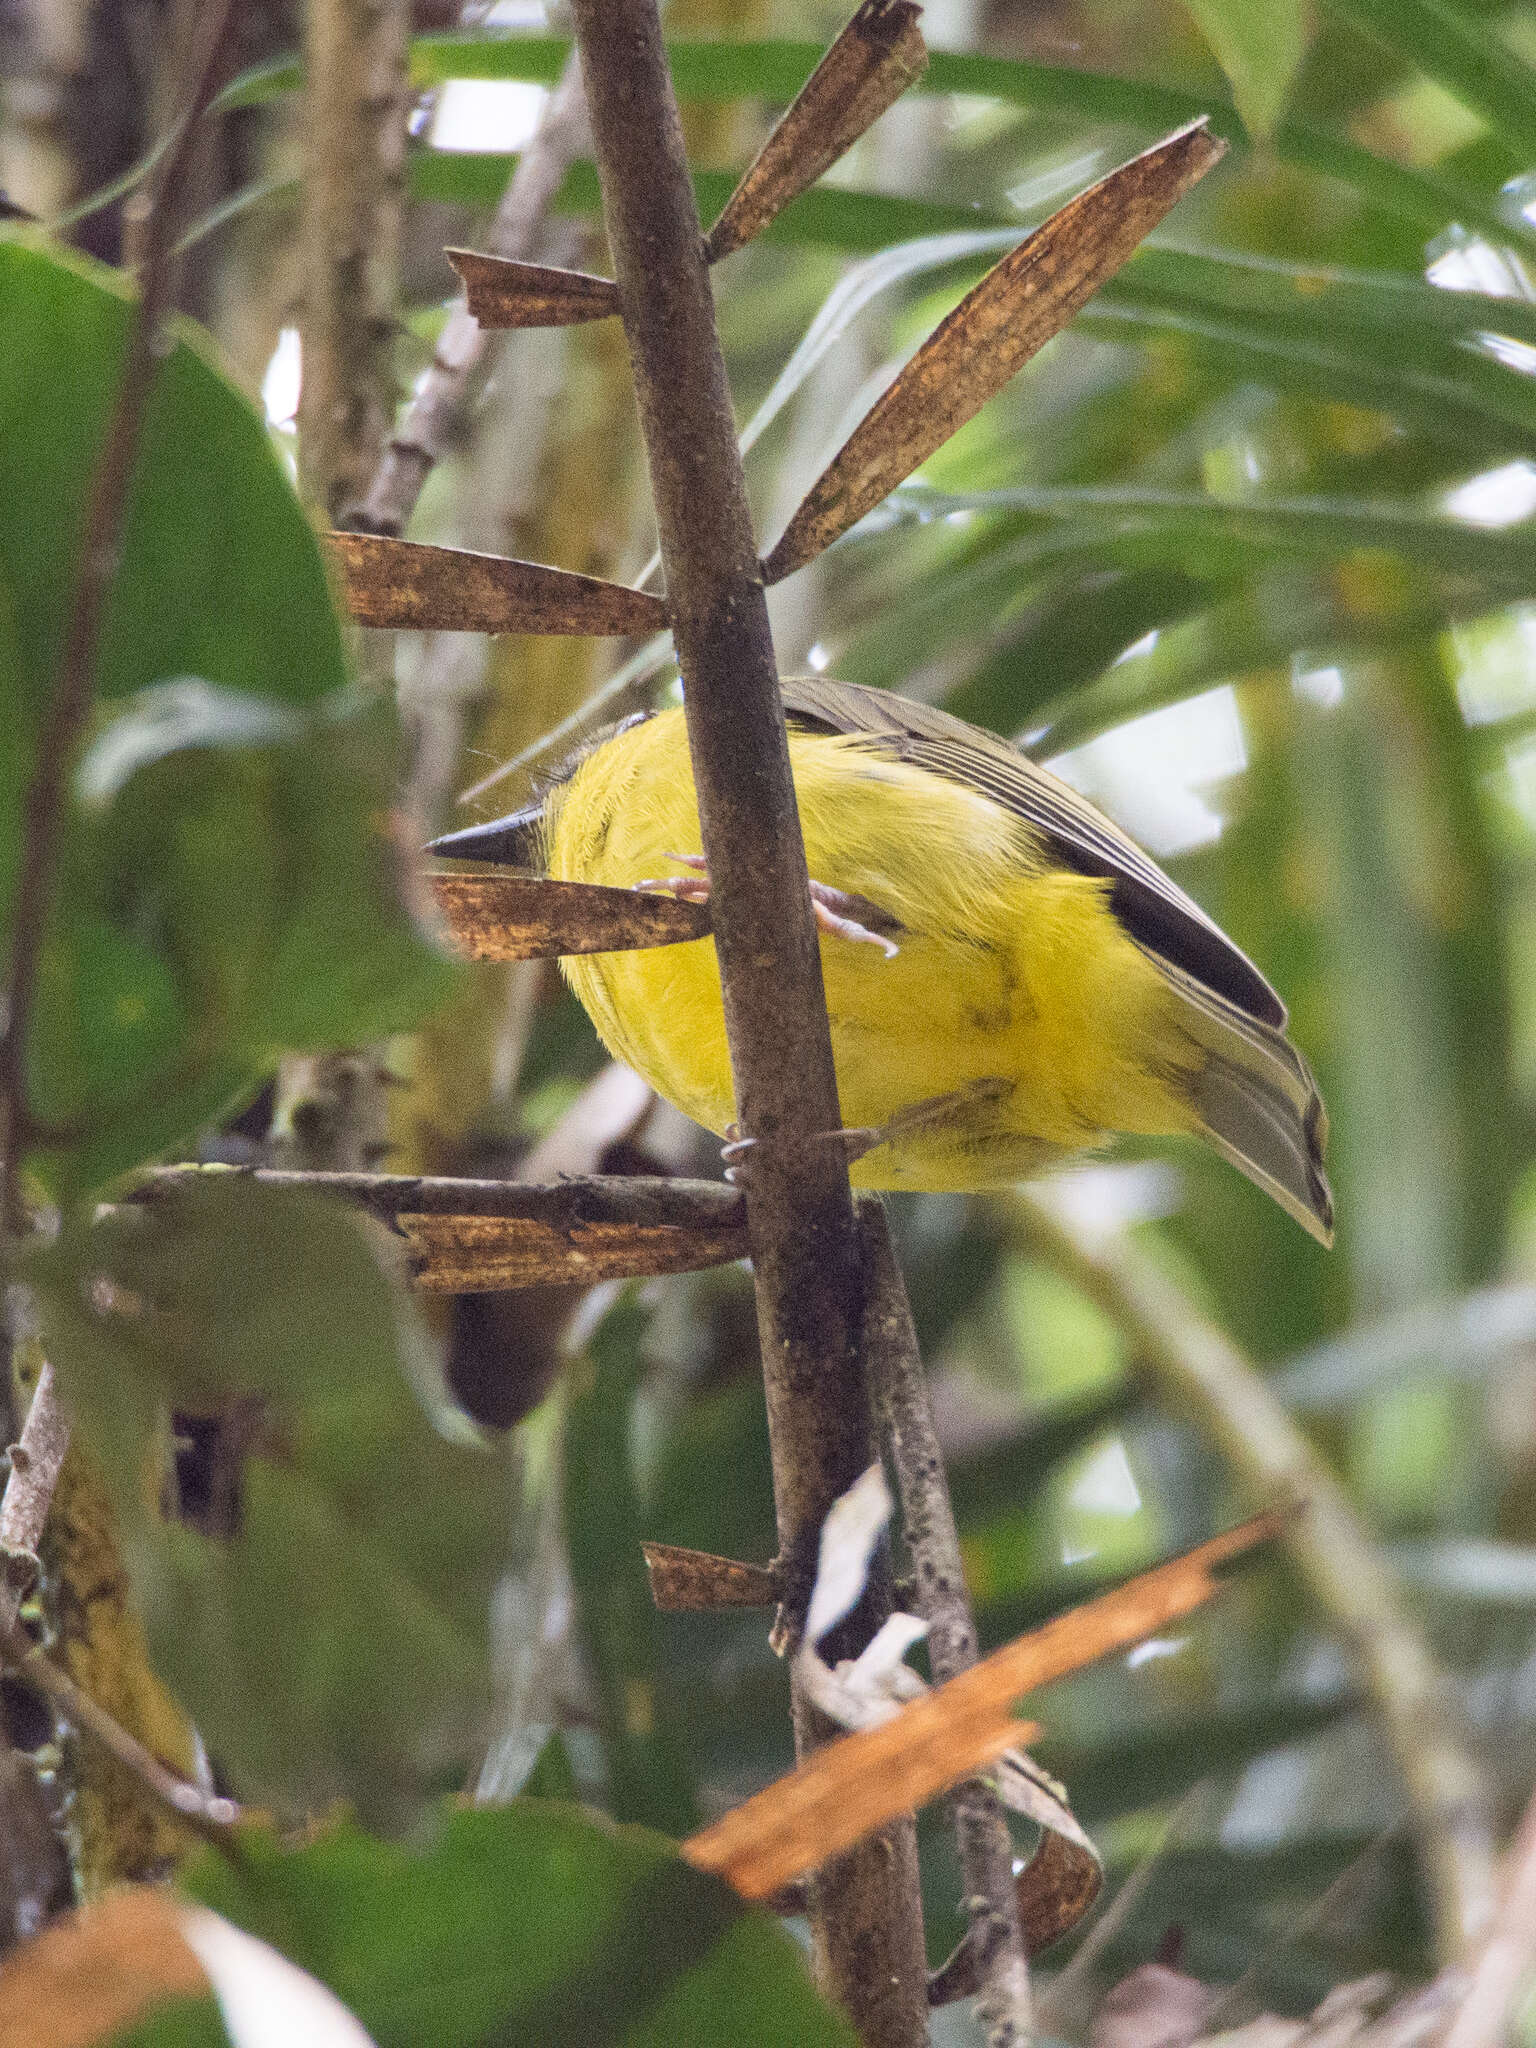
<box><xmin>549</xmin><ymin>709</ymin><xmax>1201</xmax><ymax>1191</ymax></box>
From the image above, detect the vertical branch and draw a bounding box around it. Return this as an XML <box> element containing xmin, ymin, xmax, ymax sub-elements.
<box><xmin>276</xmin><ymin>0</ymin><xmax>413</xmax><ymax>1172</ymax></box>
<box><xmin>353</xmin><ymin>56</ymin><xmax>590</xmax><ymax>539</ymax></box>
<box><xmin>298</xmin><ymin>0</ymin><xmax>409</xmax><ymax>524</ymax></box>
<box><xmin>564</xmin><ymin>5</ymin><xmax>928</xmax><ymax>2037</ymax></box>
<box><xmin>0</xmin><ymin>1363</ymin><xmax>69</xmax><ymax>1636</ymax></box>
<box><xmin>859</xmin><ymin>1200</ymin><xmax>1031</xmax><ymax>2046</ymax></box>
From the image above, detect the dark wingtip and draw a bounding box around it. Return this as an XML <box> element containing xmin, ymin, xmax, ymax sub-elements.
<box><xmin>426</xmin><ymin>807</ymin><xmax>542</xmax><ymax>868</ymax></box>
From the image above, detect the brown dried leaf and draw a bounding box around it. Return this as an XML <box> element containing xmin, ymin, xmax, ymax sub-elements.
<box><xmin>1016</xmin><ymin>1822</ymin><xmax>1105</xmax><ymax>1954</ymax></box>
<box><xmin>1000</xmin><ymin>1751</ymin><xmax>1104</xmax><ymax>1950</ymax></box>
<box><xmin>331</xmin><ymin>532</ymin><xmax>668</xmax><ymax>635</ymax></box>
<box><xmin>705</xmin><ymin>0</ymin><xmax>927</xmax><ymax>263</ymax></box>
<box><xmin>761</xmin><ymin>120</ymin><xmax>1226</xmax><ymax>583</ymax></box>
<box><xmin>0</xmin><ymin>1887</ymin><xmax>207</xmax><ymax>2048</ymax></box>
<box><xmin>642</xmin><ymin>1543</ymin><xmax>781</xmax><ymax>1610</ymax></box>
<box><xmin>447</xmin><ymin>249</ymin><xmax>621</xmax><ymax>327</ymax></box>
<box><xmin>431</xmin><ymin>873</ymin><xmax>711</xmax><ymax>960</ymax></box>
<box><xmin>682</xmin><ymin>1510</ymin><xmax>1284</xmax><ymax>1900</ymax></box>
<box><xmin>402</xmin><ymin>1211</ymin><xmax>747</xmax><ymax>1291</ymax></box>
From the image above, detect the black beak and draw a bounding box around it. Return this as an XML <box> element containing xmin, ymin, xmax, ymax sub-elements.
<box><xmin>426</xmin><ymin>805</ymin><xmax>542</xmax><ymax>868</ymax></box>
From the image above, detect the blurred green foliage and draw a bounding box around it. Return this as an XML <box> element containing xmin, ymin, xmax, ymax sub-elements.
<box><xmin>115</xmin><ymin>1807</ymin><xmax>855</xmax><ymax>2047</ymax></box>
<box><xmin>0</xmin><ymin>238</ymin><xmax>455</xmax><ymax>1198</ymax></box>
<box><xmin>14</xmin><ymin>0</ymin><xmax>1536</xmax><ymax>2036</ymax></box>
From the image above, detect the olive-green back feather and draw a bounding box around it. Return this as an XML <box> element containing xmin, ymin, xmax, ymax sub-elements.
<box><xmin>779</xmin><ymin>675</ymin><xmax>1284</xmax><ymax>1026</ymax></box>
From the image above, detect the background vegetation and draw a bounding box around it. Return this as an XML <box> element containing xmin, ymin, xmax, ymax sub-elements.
<box><xmin>7</xmin><ymin>0</ymin><xmax>1536</xmax><ymax>2039</ymax></box>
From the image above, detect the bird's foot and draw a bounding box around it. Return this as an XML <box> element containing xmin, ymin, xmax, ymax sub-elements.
<box><xmin>639</xmin><ymin>854</ymin><xmax>900</xmax><ymax>958</ymax></box>
<box><xmin>807</xmin><ymin>881</ymin><xmax>900</xmax><ymax>959</ymax></box>
<box><xmin>636</xmin><ymin>854</ymin><xmax>712</xmax><ymax>906</ymax></box>
<box><xmin>721</xmin><ymin>1121</ymin><xmax>884</xmax><ymax>1184</ymax></box>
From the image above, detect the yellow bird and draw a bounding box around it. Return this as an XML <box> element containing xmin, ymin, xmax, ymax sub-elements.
<box><xmin>431</xmin><ymin>677</ymin><xmax>1332</xmax><ymax>1244</ymax></box>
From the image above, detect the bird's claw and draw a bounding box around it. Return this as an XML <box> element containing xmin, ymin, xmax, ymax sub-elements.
<box><xmin>722</xmin><ymin>1123</ymin><xmax>884</xmax><ymax>1184</ymax></box>
<box><xmin>639</xmin><ymin>858</ymin><xmax>899</xmax><ymax>958</ymax></box>
<box><xmin>807</xmin><ymin>882</ymin><xmax>900</xmax><ymax>959</ymax></box>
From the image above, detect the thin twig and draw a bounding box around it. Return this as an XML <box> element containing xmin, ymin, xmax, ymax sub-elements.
<box><xmin>0</xmin><ymin>0</ymin><xmax>241</xmax><ymax>1236</ymax></box>
<box><xmin>1198</xmin><ymin>1828</ymin><xmax>1404</xmax><ymax>2035</ymax></box>
<box><xmin>142</xmin><ymin>1161</ymin><xmax>745</xmax><ymax>1227</ymax></box>
<box><xmin>565</xmin><ymin>5</ymin><xmax>928</xmax><ymax>2037</ymax></box>
<box><xmin>0</xmin><ymin>1618</ymin><xmax>240</xmax><ymax>1850</ymax></box>
<box><xmin>1035</xmin><ymin>1783</ymin><xmax>1217</xmax><ymax>2037</ymax></box>
<box><xmin>352</xmin><ymin>53</ymin><xmax>590</xmax><ymax>537</ymax></box>
<box><xmin>1016</xmin><ymin>1192</ymin><xmax>1498</xmax><ymax>1964</ymax></box>
<box><xmin>0</xmin><ymin>1365</ymin><xmax>70</xmax><ymax>1635</ymax></box>
<box><xmin>859</xmin><ymin>1198</ymin><xmax>1031</xmax><ymax>2046</ymax></box>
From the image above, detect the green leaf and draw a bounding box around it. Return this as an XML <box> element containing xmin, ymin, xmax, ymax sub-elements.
<box><xmin>564</xmin><ymin>1296</ymin><xmax>700</xmax><ymax>1837</ymax></box>
<box><xmin>885</xmin><ymin>484</ymin><xmax>1536</xmax><ymax>582</ymax></box>
<box><xmin>230</xmin><ymin>29</ymin><xmax>1536</xmax><ymax>253</ymax></box>
<box><xmin>115</xmin><ymin>1807</ymin><xmax>857</xmax><ymax>2048</ymax></box>
<box><xmin>1277</xmin><ymin>1282</ymin><xmax>1536</xmax><ymax>1408</ymax></box>
<box><xmin>1178</xmin><ymin>0</ymin><xmax>1312</xmax><ymax>138</ymax></box>
<box><xmin>408</xmin><ymin>150</ymin><xmax>990</xmax><ymax>248</ymax></box>
<box><xmin>73</xmin><ymin>676</ymin><xmax>305</xmax><ymax>807</ymax></box>
<box><xmin>1326</xmin><ymin>0</ymin><xmax>1536</xmax><ymax>163</ymax></box>
<box><xmin>1026</xmin><ymin>564</ymin><xmax>1446</xmax><ymax>754</ymax></box>
<box><xmin>0</xmin><ymin>237</ymin><xmax>456</xmax><ymax>1193</ymax></box>
<box><xmin>0</xmin><ymin>237</ymin><xmax>343</xmax><ymax>721</ymax></box>
<box><xmin>30</xmin><ymin>1174</ymin><xmax>509</xmax><ymax>1820</ymax></box>
<box><xmin>41</xmin><ymin>686</ymin><xmax>453</xmax><ymax>1194</ymax></box>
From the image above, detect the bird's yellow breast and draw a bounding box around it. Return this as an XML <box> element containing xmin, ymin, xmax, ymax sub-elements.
<box><xmin>547</xmin><ymin>707</ymin><xmax>1200</xmax><ymax>1190</ymax></box>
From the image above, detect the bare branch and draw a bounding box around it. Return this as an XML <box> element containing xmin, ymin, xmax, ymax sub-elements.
<box><xmin>859</xmin><ymin>1200</ymin><xmax>1037</xmax><ymax>2043</ymax></box>
<box><xmin>0</xmin><ymin>32</ymin><xmax>244</xmax><ymax>1879</ymax></box>
<box><xmin>0</xmin><ymin>1618</ymin><xmax>239</xmax><ymax>1849</ymax></box>
<box><xmin>447</xmin><ymin>250</ymin><xmax>621</xmax><ymax>329</ymax></box>
<box><xmin>703</xmin><ymin>0</ymin><xmax>927</xmax><ymax>263</ymax></box>
<box><xmin>353</xmin><ymin>55</ymin><xmax>590</xmax><ymax>536</ymax></box>
<box><xmin>141</xmin><ymin>1162</ymin><xmax>746</xmax><ymax>1232</ymax></box>
<box><xmin>0</xmin><ymin>1366</ymin><xmax>70</xmax><ymax>1635</ymax></box>
<box><xmin>762</xmin><ymin>120</ymin><xmax>1226</xmax><ymax>584</ymax></box>
<box><xmin>300</xmin><ymin>0</ymin><xmax>409</xmax><ymax>522</ymax></box>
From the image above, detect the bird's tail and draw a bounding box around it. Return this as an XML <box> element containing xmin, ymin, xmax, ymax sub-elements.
<box><xmin>1156</xmin><ymin>959</ymin><xmax>1334</xmax><ymax>1246</ymax></box>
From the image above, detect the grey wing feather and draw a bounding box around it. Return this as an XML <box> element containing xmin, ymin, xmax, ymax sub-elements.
<box><xmin>1154</xmin><ymin>961</ymin><xmax>1333</xmax><ymax>1245</ymax></box>
<box><xmin>780</xmin><ymin>674</ymin><xmax>1287</xmax><ymax>1029</ymax></box>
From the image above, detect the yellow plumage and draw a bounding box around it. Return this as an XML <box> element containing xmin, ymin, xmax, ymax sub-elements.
<box><xmin>435</xmin><ymin>678</ymin><xmax>1332</xmax><ymax>1242</ymax></box>
<box><xmin>550</xmin><ymin>710</ymin><xmax>1199</xmax><ymax>1191</ymax></box>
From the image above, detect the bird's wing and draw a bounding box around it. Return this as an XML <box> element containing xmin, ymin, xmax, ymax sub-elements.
<box><xmin>779</xmin><ymin>675</ymin><xmax>1286</xmax><ymax>1030</ymax></box>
